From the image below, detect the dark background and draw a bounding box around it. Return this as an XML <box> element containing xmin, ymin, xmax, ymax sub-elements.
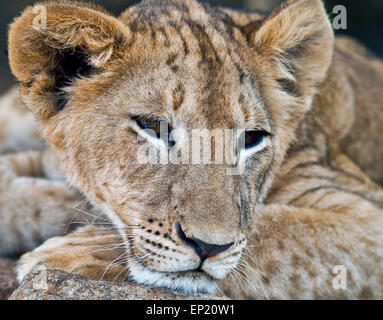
<box><xmin>0</xmin><ymin>0</ymin><xmax>382</xmax><ymax>93</ymax></box>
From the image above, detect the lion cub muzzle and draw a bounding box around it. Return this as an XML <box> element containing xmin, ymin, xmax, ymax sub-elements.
<box><xmin>176</xmin><ymin>222</ymin><xmax>234</xmax><ymax>266</ymax></box>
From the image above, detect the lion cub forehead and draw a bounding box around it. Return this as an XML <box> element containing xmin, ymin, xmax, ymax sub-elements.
<box><xmin>111</xmin><ymin>3</ymin><xmax>261</xmax><ymax>127</ymax></box>
<box><xmin>119</xmin><ymin>0</ymin><xmax>220</xmax><ymax>25</ymax></box>
<box><xmin>112</xmin><ymin>48</ymin><xmax>265</xmax><ymax>130</ymax></box>
<box><xmin>118</xmin><ymin>0</ymin><xmax>244</xmax><ymax>49</ymax></box>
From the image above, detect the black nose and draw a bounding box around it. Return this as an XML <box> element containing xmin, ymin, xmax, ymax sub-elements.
<box><xmin>176</xmin><ymin>223</ymin><xmax>234</xmax><ymax>261</ymax></box>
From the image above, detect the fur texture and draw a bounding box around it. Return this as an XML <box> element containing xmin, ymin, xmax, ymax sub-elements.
<box><xmin>1</xmin><ymin>0</ymin><xmax>383</xmax><ymax>298</ymax></box>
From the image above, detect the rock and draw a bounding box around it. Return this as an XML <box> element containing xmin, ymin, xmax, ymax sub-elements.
<box><xmin>10</xmin><ymin>269</ymin><xmax>228</xmax><ymax>300</ymax></box>
<box><xmin>0</xmin><ymin>258</ymin><xmax>18</xmax><ymax>300</ymax></box>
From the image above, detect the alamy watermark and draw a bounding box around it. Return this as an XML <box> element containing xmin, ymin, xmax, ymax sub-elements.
<box><xmin>332</xmin><ymin>5</ymin><xmax>347</xmax><ymax>30</ymax></box>
<box><xmin>32</xmin><ymin>5</ymin><xmax>47</xmax><ymax>30</ymax></box>
<box><xmin>135</xmin><ymin>124</ymin><xmax>256</xmax><ymax>176</ymax></box>
<box><xmin>332</xmin><ymin>265</ymin><xmax>348</xmax><ymax>290</ymax></box>
<box><xmin>32</xmin><ymin>265</ymin><xmax>48</xmax><ymax>290</ymax></box>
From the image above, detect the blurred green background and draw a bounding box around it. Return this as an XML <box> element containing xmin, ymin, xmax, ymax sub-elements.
<box><xmin>0</xmin><ymin>0</ymin><xmax>382</xmax><ymax>93</ymax></box>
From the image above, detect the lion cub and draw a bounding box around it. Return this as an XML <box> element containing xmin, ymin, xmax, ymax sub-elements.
<box><xmin>1</xmin><ymin>0</ymin><xmax>383</xmax><ymax>299</ymax></box>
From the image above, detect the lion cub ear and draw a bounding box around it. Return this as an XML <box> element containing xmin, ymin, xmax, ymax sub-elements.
<box><xmin>8</xmin><ymin>1</ymin><xmax>127</xmax><ymax>121</ymax></box>
<box><xmin>250</xmin><ymin>0</ymin><xmax>334</xmax><ymax>100</ymax></box>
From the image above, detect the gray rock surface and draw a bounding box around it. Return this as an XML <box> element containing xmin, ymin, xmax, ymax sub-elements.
<box><xmin>10</xmin><ymin>269</ymin><xmax>228</xmax><ymax>300</ymax></box>
<box><xmin>0</xmin><ymin>258</ymin><xmax>18</xmax><ymax>300</ymax></box>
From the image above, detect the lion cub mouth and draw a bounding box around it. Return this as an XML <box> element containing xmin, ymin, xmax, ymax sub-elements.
<box><xmin>129</xmin><ymin>263</ymin><xmax>218</xmax><ymax>294</ymax></box>
<box><xmin>126</xmin><ymin>239</ymin><xmax>247</xmax><ymax>294</ymax></box>
<box><xmin>112</xmin><ymin>215</ymin><xmax>247</xmax><ymax>293</ymax></box>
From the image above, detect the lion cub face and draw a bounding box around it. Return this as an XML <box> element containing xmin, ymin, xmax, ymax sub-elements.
<box><xmin>9</xmin><ymin>0</ymin><xmax>333</xmax><ymax>292</ymax></box>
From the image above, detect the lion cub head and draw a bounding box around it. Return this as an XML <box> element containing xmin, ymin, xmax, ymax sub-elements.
<box><xmin>8</xmin><ymin>0</ymin><xmax>333</xmax><ymax>293</ymax></box>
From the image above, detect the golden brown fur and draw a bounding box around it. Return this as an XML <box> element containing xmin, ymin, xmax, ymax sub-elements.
<box><xmin>2</xmin><ymin>0</ymin><xmax>383</xmax><ymax>298</ymax></box>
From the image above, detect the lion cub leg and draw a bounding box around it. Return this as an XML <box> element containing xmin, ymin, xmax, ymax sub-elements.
<box><xmin>0</xmin><ymin>151</ymin><xmax>91</xmax><ymax>256</ymax></box>
<box><xmin>17</xmin><ymin>225</ymin><xmax>127</xmax><ymax>283</ymax></box>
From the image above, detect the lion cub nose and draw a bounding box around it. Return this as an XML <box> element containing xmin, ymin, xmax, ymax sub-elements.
<box><xmin>176</xmin><ymin>223</ymin><xmax>233</xmax><ymax>261</ymax></box>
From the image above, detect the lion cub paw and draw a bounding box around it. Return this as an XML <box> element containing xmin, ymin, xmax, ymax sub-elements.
<box><xmin>17</xmin><ymin>225</ymin><xmax>128</xmax><ymax>283</ymax></box>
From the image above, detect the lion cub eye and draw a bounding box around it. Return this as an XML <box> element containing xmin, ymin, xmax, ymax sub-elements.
<box><xmin>132</xmin><ymin>117</ymin><xmax>174</xmax><ymax>147</ymax></box>
<box><xmin>134</xmin><ymin>117</ymin><xmax>162</xmax><ymax>139</ymax></box>
<box><xmin>242</xmin><ymin>130</ymin><xmax>270</xmax><ymax>150</ymax></box>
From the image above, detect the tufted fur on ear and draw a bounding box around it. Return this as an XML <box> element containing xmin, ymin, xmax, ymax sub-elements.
<box><xmin>250</xmin><ymin>0</ymin><xmax>334</xmax><ymax>104</ymax></box>
<box><xmin>8</xmin><ymin>1</ymin><xmax>127</xmax><ymax>121</ymax></box>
